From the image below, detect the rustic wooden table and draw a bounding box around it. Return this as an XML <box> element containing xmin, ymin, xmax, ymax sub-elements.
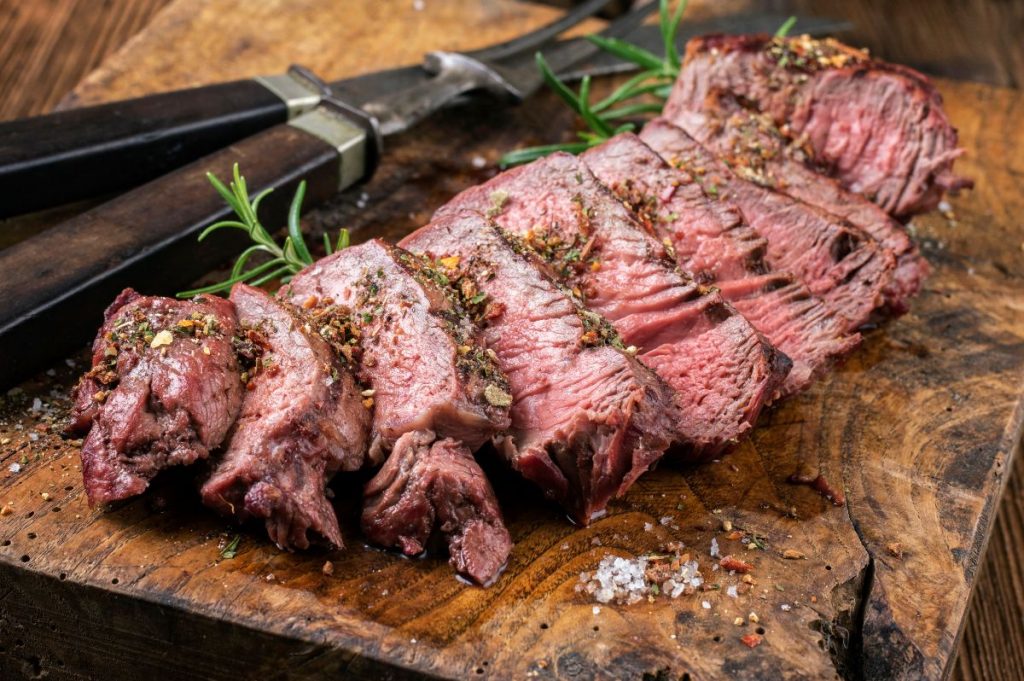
<box><xmin>1</xmin><ymin>1</ymin><xmax>1021</xmax><ymax>679</ymax></box>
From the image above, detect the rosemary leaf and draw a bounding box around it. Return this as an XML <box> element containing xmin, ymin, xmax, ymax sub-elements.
<box><xmin>585</xmin><ymin>35</ymin><xmax>664</xmax><ymax>71</ymax></box>
<box><xmin>600</xmin><ymin>102</ymin><xmax>665</xmax><ymax>120</ymax></box>
<box><xmin>661</xmin><ymin>0</ymin><xmax>688</xmax><ymax>71</ymax></box>
<box><xmin>499</xmin><ymin>141</ymin><xmax>594</xmax><ymax>168</ymax></box>
<box><xmin>536</xmin><ymin>52</ymin><xmax>583</xmax><ymax>114</ymax></box>
<box><xmin>336</xmin><ymin>228</ymin><xmax>351</xmax><ymax>252</ymax></box>
<box><xmin>287</xmin><ymin>180</ymin><xmax>313</xmax><ymax>266</ymax></box>
<box><xmin>775</xmin><ymin>16</ymin><xmax>797</xmax><ymax>38</ymax></box>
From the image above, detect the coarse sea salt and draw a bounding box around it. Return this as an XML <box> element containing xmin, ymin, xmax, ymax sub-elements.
<box><xmin>726</xmin><ymin>585</ymin><xmax>738</xmax><ymax>598</ymax></box>
<box><xmin>577</xmin><ymin>554</ymin><xmax>704</xmax><ymax>604</ymax></box>
<box><xmin>710</xmin><ymin>537</ymin><xmax>720</xmax><ymax>558</ymax></box>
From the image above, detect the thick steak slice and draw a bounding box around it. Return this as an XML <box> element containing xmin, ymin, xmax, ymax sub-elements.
<box><xmin>70</xmin><ymin>288</ymin><xmax>243</xmax><ymax>505</ymax></box>
<box><xmin>437</xmin><ymin>152</ymin><xmax>788</xmax><ymax>457</ymax></box>
<box><xmin>282</xmin><ymin>239</ymin><xmax>510</xmax><ymax>456</ymax></box>
<box><xmin>641</xmin><ymin>118</ymin><xmax>895</xmax><ymax>333</ymax></box>
<box><xmin>676</xmin><ymin>102</ymin><xmax>929</xmax><ymax>312</ymax></box>
<box><xmin>667</xmin><ymin>33</ymin><xmax>972</xmax><ymax>217</ymax></box>
<box><xmin>201</xmin><ymin>284</ymin><xmax>370</xmax><ymax>550</ymax></box>
<box><xmin>582</xmin><ymin>133</ymin><xmax>859</xmax><ymax>395</ymax></box>
<box><xmin>282</xmin><ymin>240</ymin><xmax>512</xmax><ymax>572</ymax></box>
<box><xmin>362</xmin><ymin>430</ymin><xmax>512</xmax><ymax>585</ymax></box>
<box><xmin>402</xmin><ymin>213</ymin><xmax>680</xmax><ymax>524</ymax></box>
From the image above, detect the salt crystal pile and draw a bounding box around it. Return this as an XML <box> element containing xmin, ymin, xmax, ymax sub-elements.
<box><xmin>577</xmin><ymin>555</ymin><xmax>650</xmax><ymax>604</ymax></box>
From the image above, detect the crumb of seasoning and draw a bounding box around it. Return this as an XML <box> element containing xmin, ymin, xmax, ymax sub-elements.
<box><xmin>322</xmin><ymin>561</ymin><xmax>334</xmax><ymax>576</ymax></box>
<box><xmin>710</xmin><ymin>537</ymin><xmax>720</xmax><ymax>558</ymax></box>
<box><xmin>220</xmin><ymin>535</ymin><xmax>241</xmax><ymax>559</ymax></box>
<box><xmin>720</xmin><ymin>555</ymin><xmax>754</xmax><ymax>573</ymax></box>
<box><xmin>748</xmin><ymin>612</ymin><xmax>759</xmax><ymax>624</ymax></box>
<box><xmin>593</xmin><ymin>606</ymin><xmax>601</xmax><ymax>615</ymax></box>
<box><xmin>733</xmin><ymin>617</ymin><xmax>745</xmax><ymax>626</ymax></box>
<box><xmin>40</xmin><ymin>492</ymin><xmax>50</xmax><ymax>501</ymax></box>
<box><xmin>722</xmin><ymin>519</ymin><xmax>733</xmax><ymax>532</ymax></box>
<box><xmin>783</xmin><ymin>549</ymin><xmax>806</xmax><ymax>560</ymax></box>
<box><xmin>701</xmin><ymin>600</ymin><xmax>711</xmax><ymax>610</ymax></box>
<box><xmin>780</xmin><ymin>604</ymin><xmax>792</xmax><ymax>612</ymax></box>
<box><xmin>740</xmin><ymin>633</ymin><xmax>763</xmax><ymax>648</ymax></box>
<box><xmin>149</xmin><ymin>329</ymin><xmax>174</xmax><ymax>349</ymax></box>
<box><xmin>0</xmin><ymin>505</ymin><xmax>12</xmax><ymax>516</ymax></box>
<box><xmin>265</xmin><ymin>573</ymin><xmax>276</xmax><ymax>582</ymax></box>
<box><xmin>887</xmin><ymin>542</ymin><xmax>904</xmax><ymax>558</ymax></box>
<box><xmin>483</xmin><ymin>384</ymin><xmax>513</xmax><ymax>408</ymax></box>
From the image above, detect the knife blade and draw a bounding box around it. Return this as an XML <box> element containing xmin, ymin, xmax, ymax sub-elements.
<box><xmin>330</xmin><ymin>14</ymin><xmax>852</xmax><ymax>108</ymax></box>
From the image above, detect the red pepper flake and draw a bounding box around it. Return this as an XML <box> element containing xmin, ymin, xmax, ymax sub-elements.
<box><xmin>720</xmin><ymin>556</ymin><xmax>754</xmax><ymax>573</ymax></box>
<box><xmin>740</xmin><ymin>633</ymin><xmax>763</xmax><ymax>648</ymax></box>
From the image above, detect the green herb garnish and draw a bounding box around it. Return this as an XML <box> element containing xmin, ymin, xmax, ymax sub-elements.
<box><xmin>774</xmin><ymin>16</ymin><xmax>798</xmax><ymax>38</ymax></box>
<box><xmin>220</xmin><ymin>534</ymin><xmax>241</xmax><ymax>559</ymax></box>
<box><xmin>500</xmin><ymin>2</ymin><xmax>799</xmax><ymax>167</ymax></box>
<box><xmin>177</xmin><ymin>164</ymin><xmax>349</xmax><ymax>298</ymax></box>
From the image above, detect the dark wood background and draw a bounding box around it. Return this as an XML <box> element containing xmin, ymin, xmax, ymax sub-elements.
<box><xmin>0</xmin><ymin>1</ymin><xmax>1020</xmax><ymax>679</ymax></box>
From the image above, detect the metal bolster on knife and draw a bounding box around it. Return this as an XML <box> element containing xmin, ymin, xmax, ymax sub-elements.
<box><xmin>287</xmin><ymin>96</ymin><xmax>383</xmax><ymax>192</ymax></box>
<box><xmin>253</xmin><ymin>64</ymin><xmax>330</xmax><ymax>118</ymax></box>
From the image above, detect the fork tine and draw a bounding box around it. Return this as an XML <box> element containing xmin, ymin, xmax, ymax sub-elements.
<box><xmin>504</xmin><ymin>0</ymin><xmax>658</xmax><ymax>77</ymax></box>
<box><xmin>466</xmin><ymin>0</ymin><xmax>616</xmax><ymax>63</ymax></box>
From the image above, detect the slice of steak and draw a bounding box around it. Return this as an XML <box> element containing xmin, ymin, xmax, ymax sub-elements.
<box><xmin>679</xmin><ymin>101</ymin><xmax>929</xmax><ymax>312</ymax></box>
<box><xmin>362</xmin><ymin>429</ymin><xmax>512</xmax><ymax>585</ymax></box>
<box><xmin>667</xmin><ymin>33</ymin><xmax>972</xmax><ymax>217</ymax></box>
<box><xmin>582</xmin><ymin>133</ymin><xmax>860</xmax><ymax>395</ymax></box>
<box><xmin>201</xmin><ymin>284</ymin><xmax>370</xmax><ymax>551</ymax></box>
<box><xmin>436</xmin><ymin>152</ymin><xmax>788</xmax><ymax>457</ymax></box>
<box><xmin>641</xmin><ymin>118</ymin><xmax>896</xmax><ymax>333</ymax></box>
<box><xmin>69</xmin><ymin>288</ymin><xmax>243</xmax><ymax>506</ymax></box>
<box><xmin>401</xmin><ymin>212</ymin><xmax>680</xmax><ymax>524</ymax></box>
<box><xmin>281</xmin><ymin>240</ymin><xmax>513</xmax><ymax>571</ymax></box>
<box><xmin>282</xmin><ymin>239</ymin><xmax>510</xmax><ymax>456</ymax></box>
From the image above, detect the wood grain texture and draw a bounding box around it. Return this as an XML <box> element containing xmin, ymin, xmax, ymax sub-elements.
<box><xmin>0</xmin><ymin>1</ymin><xmax>1023</xmax><ymax>680</ymax></box>
<box><xmin>0</xmin><ymin>0</ymin><xmax>172</xmax><ymax>121</ymax></box>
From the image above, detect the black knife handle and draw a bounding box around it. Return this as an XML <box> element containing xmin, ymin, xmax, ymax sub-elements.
<box><xmin>0</xmin><ymin>103</ymin><xmax>375</xmax><ymax>388</ymax></box>
<box><xmin>0</xmin><ymin>73</ymin><xmax>326</xmax><ymax>219</ymax></box>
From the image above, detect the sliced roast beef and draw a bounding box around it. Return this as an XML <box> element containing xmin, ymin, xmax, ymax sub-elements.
<box><xmin>677</xmin><ymin>101</ymin><xmax>929</xmax><ymax>312</ymax></box>
<box><xmin>362</xmin><ymin>430</ymin><xmax>512</xmax><ymax>585</ymax></box>
<box><xmin>69</xmin><ymin>288</ymin><xmax>243</xmax><ymax>506</ymax></box>
<box><xmin>282</xmin><ymin>239</ymin><xmax>511</xmax><ymax>455</ymax></box>
<box><xmin>201</xmin><ymin>284</ymin><xmax>370</xmax><ymax>550</ymax></box>
<box><xmin>667</xmin><ymin>33</ymin><xmax>971</xmax><ymax>217</ymax></box>
<box><xmin>582</xmin><ymin>133</ymin><xmax>859</xmax><ymax>394</ymax></box>
<box><xmin>401</xmin><ymin>213</ymin><xmax>679</xmax><ymax>523</ymax></box>
<box><xmin>437</xmin><ymin>152</ymin><xmax>788</xmax><ymax>456</ymax></box>
<box><xmin>282</xmin><ymin>240</ymin><xmax>513</xmax><ymax>572</ymax></box>
<box><xmin>641</xmin><ymin>118</ymin><xmax>895</xmax><ymax>333</ymax></box>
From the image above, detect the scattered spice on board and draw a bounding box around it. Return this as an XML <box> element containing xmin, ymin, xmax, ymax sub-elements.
<box><xmin>720</xmin><ymin>556</ymin><xmax>754</xmax><ymax>573</ymax></box>
<box><xmin>740</xmin><ymin>633</ymin><xmax>763</xmax><ymax>648</ymax></box>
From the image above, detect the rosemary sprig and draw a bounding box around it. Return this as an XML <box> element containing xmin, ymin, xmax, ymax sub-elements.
<box><xmin>499</xmin><ymin>1</ymin><xmax>799</xmax><ymax>168</ymax></box>
<box><xmin>176</xmin><ymin>164</ymin><xmax>349</xmax><ymax>298</ymax></box>
<box><xmin>499</xmin><ymin>0</ymin><xmax>684</xmax><ymax>167</ymax></box>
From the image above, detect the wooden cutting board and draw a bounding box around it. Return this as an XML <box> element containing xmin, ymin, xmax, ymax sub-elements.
<box><xmin>2</xmin><ymin>1</ymin><xmax>1023</xmax><ymax>679</ymax></box>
